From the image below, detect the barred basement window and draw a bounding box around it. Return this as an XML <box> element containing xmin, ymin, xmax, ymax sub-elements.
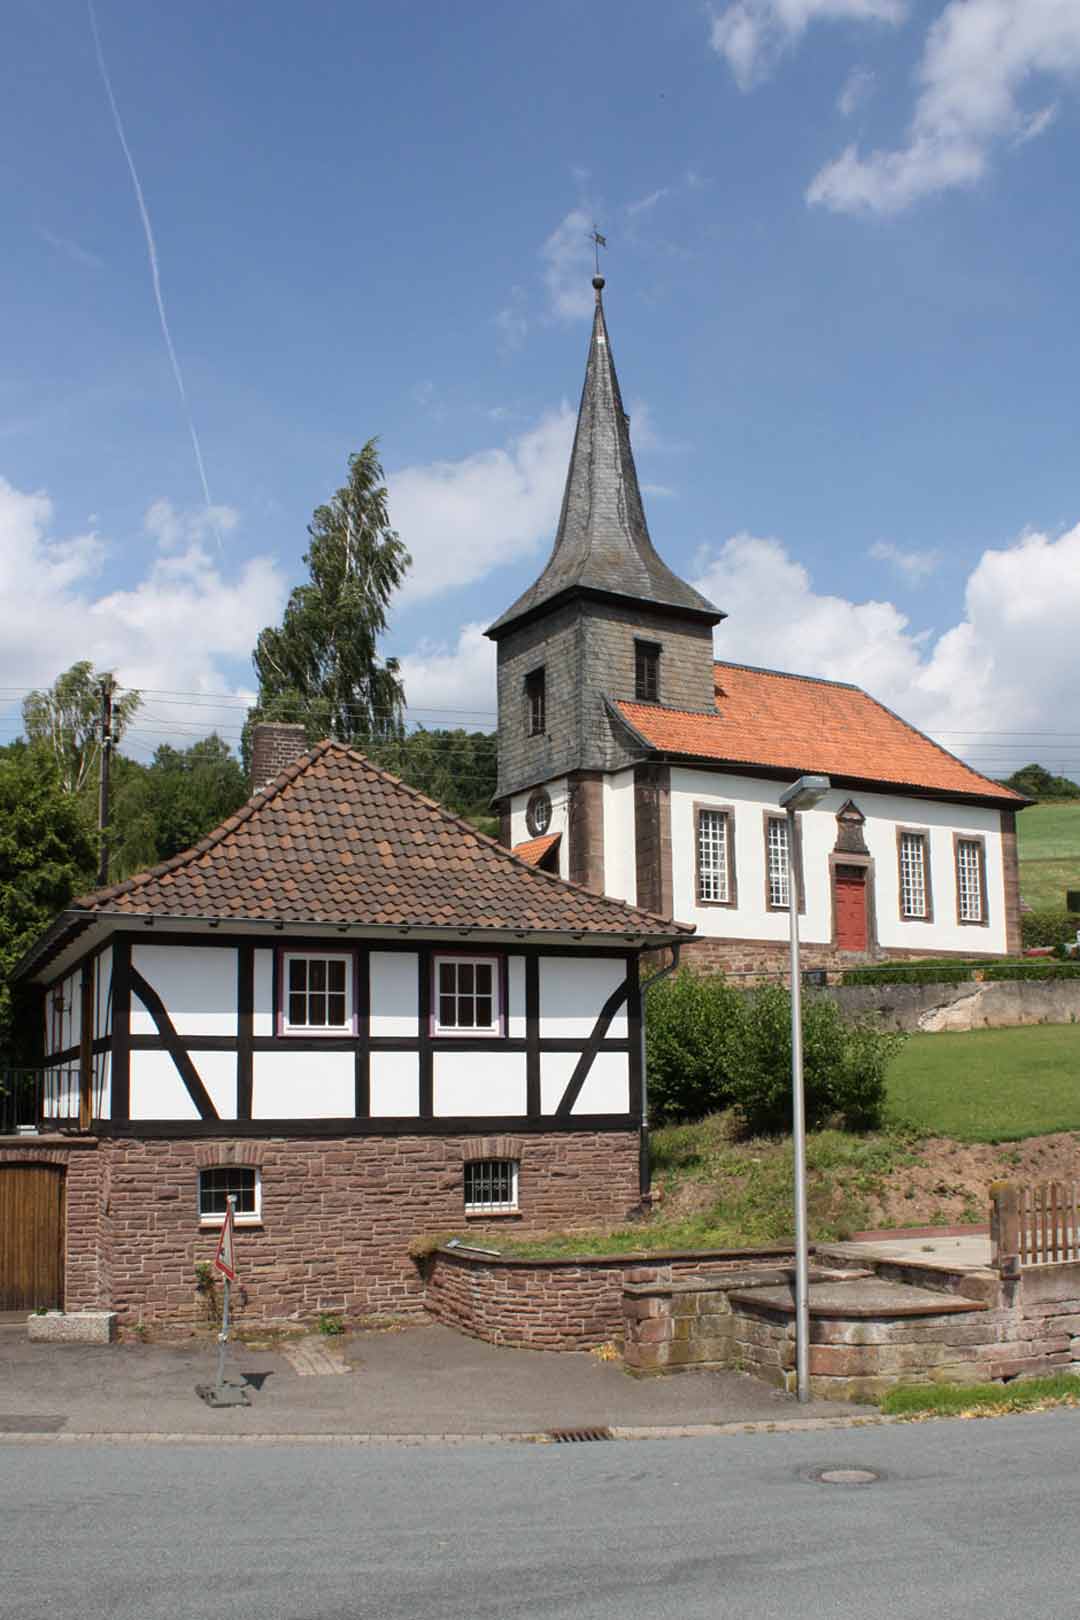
<box><xmin>899</xmin><ymin>831</ymin><xmax>930</xmax><ymax>920</ymax></box>
<box><xmin>956</xmin><ymin>837</ymin><xmax>986</xmax><ymax>924</ymax></box>
<box><xmin>464</xmin><ymin>1159</ymin><xmax>518</xmax><ymax>1214</ymax></box>
<box><xmin>283</xmin><ymin>952</ymin><xmax>352</xmax><ymax>1032</ymax></box>
<box><xmin>198</xmin><ymin>1166</ymin><xmax>260</xmax><ymax>1225</ymax></box>
<box><xmin>766</xmin><ymin>816</ymin><xmax>790</xmax><ymax>909</ymax></box>
<box><xmin>697</xmin><ymin>807</ymin><xmax>733</xmax><ymax>904</ymax></box>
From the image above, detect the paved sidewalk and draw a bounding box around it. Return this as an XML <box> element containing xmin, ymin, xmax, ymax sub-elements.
<box><xmin>0</xmin><ymin>1320</ymin><xmax>864</xmax><ymax>1438</ymax></box>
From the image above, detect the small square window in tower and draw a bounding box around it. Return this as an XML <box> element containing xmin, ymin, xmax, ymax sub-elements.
<box><xmin>635</xmin><ymin>641</ymin><xmax>661</xmax><ymax>703</ymax></box>
<box><xmin>525</xmin><ymin>668</ymin><xmax>546</xmax><ymax>736</ymax></box>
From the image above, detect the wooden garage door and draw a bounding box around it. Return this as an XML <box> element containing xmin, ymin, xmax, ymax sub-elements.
<box><xmin>0</xmin><ymin>1165</ymin><xmax>65</xmax><ymax>1311</ymax></box>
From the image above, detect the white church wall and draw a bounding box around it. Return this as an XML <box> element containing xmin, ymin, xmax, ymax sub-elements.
<box><xmin>602</xmin><ymin>768</ymin><xmax>637</xmax><ymax>906</ymax></box>
<box><xmin>509</xmin><ymin>776</ymin><xmax>569</xmax><ymax>879</ymax></box>
<box><xmin>669</xmin><ymin>769</ymin><xmax>1008</xmax><ymax>953</ymax></box>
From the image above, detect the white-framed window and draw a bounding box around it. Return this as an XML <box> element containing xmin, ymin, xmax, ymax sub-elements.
<box><xmin>956</xmin><ymin>837</ymin><xmax>985</xmax><ymax>923</ymax></box>
<box><xmin>282</xmin><ymin>952</ymin><xmax>353</xmax><ymax>1033</ymax></box>
<box><xmin>766</xmin><ymin>815</ymin><xmax>790</xmax><ymax>909</ymax></box>
<box><xmin>198</xmin><ymin>1166</ymin><xmax>261</xmax><ymax>1225</ymax></box>
<box><xmin>434</xmin><ymin>955</ymin><xmax>501</xmax><ymax>1034</ymax></box>
<box><xmin>697</xmin><ymin>807</ymin><xmax>733</xmax><ymax>904</ymax></box>
<box><xmin>464</xmin><ymin>1158</ymin><xmax>518</xmax><ymax>1214</ymax></box>
<box><xmin>899</xmin><ymin>831</ymin><xmax>930</xmax><ymax>920</ymax></box>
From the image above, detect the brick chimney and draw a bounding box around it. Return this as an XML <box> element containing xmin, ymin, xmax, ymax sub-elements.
<box><xmin>250</xmin><ymin>723</ymin><xmax>308</xmax><ymax>792</ymax></box>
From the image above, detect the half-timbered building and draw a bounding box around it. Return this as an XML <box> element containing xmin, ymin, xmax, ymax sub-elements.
<box><xmin>3</xmin><ymin>728</ymin><xmax>689</xmax><ymax>1321</ymax></box>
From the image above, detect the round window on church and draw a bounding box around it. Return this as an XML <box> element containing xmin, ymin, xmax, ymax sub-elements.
<box><xmin>526</xmin><ymin>789</ymin><xmax>552</xmax><ymax>837</ymax></box>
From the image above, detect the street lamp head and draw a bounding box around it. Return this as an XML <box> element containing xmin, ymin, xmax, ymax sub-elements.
<box><xmin>779</xmin><ymin>773</ymin><xmax>831</xmax><ymax>812</ymax></box>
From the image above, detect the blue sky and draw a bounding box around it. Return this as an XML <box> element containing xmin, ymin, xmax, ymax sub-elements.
<box><xmin>3</xmin><ymin>0</ymin><xmax>1080</xmax><ymax>777</ymax></box>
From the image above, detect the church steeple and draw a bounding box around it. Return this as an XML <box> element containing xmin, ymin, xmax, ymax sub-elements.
<box><xmin>486</xmin><ymin>278</ymin><xmax>723</xmax><ymax>639</ymax></box>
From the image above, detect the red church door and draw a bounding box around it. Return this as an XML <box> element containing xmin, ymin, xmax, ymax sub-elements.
<box><xmin>834</xmin><ymin>866</ymin><xmax>868</xmax><ymax>951</ymax></box>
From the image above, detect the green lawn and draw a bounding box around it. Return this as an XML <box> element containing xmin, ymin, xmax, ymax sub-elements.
<box><xmin>887</xmin><ymin>1025</ymin><xmax>1080</xmax><ymax>1142</ymax></box>
<box><xmin>1017</xmin><ymin>800</ymin><xmax>1080</xmax><ymax>911</ymax></box>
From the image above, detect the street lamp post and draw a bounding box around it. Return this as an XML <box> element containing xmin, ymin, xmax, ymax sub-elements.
<box><xmin>778</xmin><ymin>772</ymin><xmax>831</xmax><ymax>1403</ymax></box>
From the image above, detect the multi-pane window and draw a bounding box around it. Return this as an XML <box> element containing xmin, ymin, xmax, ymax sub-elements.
<box><xmin>956</xmin><ymin>838</ymin><xmax>985</xmax><ymax>923</ymax></box>
<box><xmin>697</xmin><ymin>808</ymin><xmax>732</xmax><ymax>903</ymax></box>
<box><xmin>635</xmin><ymin>641</ymin><xmax>660</xmax><ymax>702</ymax></box>
<box><xmin>464</xmin><ymin>1158</ymin><xmax>518</xmax><ymax>1213</ymax></box>
<box><xmin>899</xmin><ymin>832</ymin><xmax>930</xmax><ymax>919</ymax></box>
<box><xmin>284</xmin><ymin>953</ymin><xmax>351</xmax><ymax>1031</ymax></box>
<box><xmin>435</xmin><ymin>956</ymin><xmax>500</xmax><ymax>1034</ymax></box>
<box><xmin>525</xmin><ymin>668</ymin><xmax>546</xmax><ymax>736</ymax></box>
<box><xmin>199</xmin><ymin>1166</ymin><xmax>260</xmax><ymax>1224</ymax></box>
<box><xmin>766</xmin><ymin>816</ymin><xmax>791</xmax><ymax>909</ymax></box>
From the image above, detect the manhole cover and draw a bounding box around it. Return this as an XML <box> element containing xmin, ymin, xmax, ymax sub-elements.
<box><xmin>0</xmin><ymin>1415</ymin><xmax>66</xmax><ymax>1433</ymax></box>
<box><xmin>807</xmin><ymin>1465</ymin><xmax>881</xmax><ymax>1485</ymax></box>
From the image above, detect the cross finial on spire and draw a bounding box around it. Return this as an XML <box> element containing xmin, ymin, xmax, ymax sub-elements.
<box><xmin>589</xmin><ymin>225</ymin><xmax>607</xmax><ymax>291</ymax></box>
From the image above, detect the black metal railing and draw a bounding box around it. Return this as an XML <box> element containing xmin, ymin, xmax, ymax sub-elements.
<box><xmin>0</xmin><ymin>1066</ymin><xmax>85</xmax><ymax>1132</ymax></box>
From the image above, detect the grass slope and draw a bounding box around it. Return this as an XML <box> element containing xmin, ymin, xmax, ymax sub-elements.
<box><xmin>1017</xmin><ymin>800</ymin><xmax>1080</xmax><ymax>911</ymax></box>
<box><xmin>888</xmin><ymin>1026</ymin><xmax>1080</xmax><ymax>1142</ymax></box>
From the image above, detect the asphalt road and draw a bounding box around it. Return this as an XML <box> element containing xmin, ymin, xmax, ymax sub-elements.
<box><xmin>4</xmin><ymin>1412</ymin><xmax>1079</xmax><ymax>1620</ymax></box>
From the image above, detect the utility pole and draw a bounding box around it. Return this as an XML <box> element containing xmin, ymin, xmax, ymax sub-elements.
<box><xmin>97</xmin><ymin>675</ymin><xmax>114</xmax><ymax>887</ymax></box>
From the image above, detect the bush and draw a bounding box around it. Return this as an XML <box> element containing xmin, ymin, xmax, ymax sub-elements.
<box><xmin>1022</xmin><ymin>910</ymin><xmax>1080</xmax><ymax>951</ymax></box>
<box><xmin>644</xmin><ymin>970</ymin><xmax>743</xmax><ymax>1125</ymax></box>
<box><xmin>723</xmin><ymin>987</ymin><xmax>902</xmax><ymax>1135</ymax></box>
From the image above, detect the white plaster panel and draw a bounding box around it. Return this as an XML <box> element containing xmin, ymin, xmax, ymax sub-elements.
<box><xmin>540</xmin><ymin>1051</ymin><xmax>576</xmax><ymax>1115</ymax></box>
<box><xmin>94</xmin><ymin>1051</ymin><xmax>111</xmax><ymax>1120</ymax></box>
<box><xmin>539</xmin><ymin>956</ymin><xmax>628</xmax><ymax>1039</ymax></box>
<box><xmin>95</xmin><ymin>948</ymin><xmax>112</xmax><ymax>1042</ymax></box>
<box><xmin>506</xmin><ymin>955</ymin><xmax>526</xmax><ymax>1039</ymax></box>
<box><xmin>369</xmin><ymin>1050</ymin><xmax>419</xmax><ymax>1117</ymax></box>
<box><xmin>197</xmin><ymin>1051</ymin><xmax>238</xmax><ymax>1120</ymax></box>
<box><xmin>602</xmin><ymin>769</ymin><xmax>637</xmax><ymax>907</ymax></box>
<box><xmin>252</xmin><ymin>1050</ymin><xmax>354</xmax><ymax>1118</ymax></box>
<box><xmin>370</xmin><ymin>952</ymin><xmax>419</xmax><ymax>1037</ymax></box>
<box><xmin>130</xmin><ymin>1051</ymin><xmax>200</xmax><ymax>1121</ymax></box>
<box><xmin>130</xmin><ymin>946</ymin><xmax>239</xmax><ymax>1036</ymax></box>
<box><xmin>669</xmin><ymin>769</ymin><xmax>1010</xmax><ymax>955</ymax></box>
<box><xmin>64</xmin><ymin>970</ymin><xmax>80</xmax><ymax>1050</ymax></box>
<box><xmin>433</xmin><ymin>1051</ymin><xmax>527</xmax><ymax>1117</ymax></box>
<box><xmin>47</xmin><ymin>969</ymin><xmax>80</xmax><ymax>1054</ymax></box>
<box><xmin>509</xmin><ymin>775</ymin><xmax>569</xmax><ymax>879</ymax></box>
<box><xmin>252</xmin><ymin>948</ymin><xmax>275</xmax><ymax>1036</ymax></box>
<box><xmin>571</xmin><ymin>1051</ymin><xmax>630</xmax><ymax>1115</ymax></box>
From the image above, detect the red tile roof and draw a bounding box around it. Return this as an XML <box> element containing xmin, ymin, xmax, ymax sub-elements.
<box><xmin>615</xmin><ymin>662</ymin><xmax>1024</xmax><ymax>804</ymax></box>
<box><xmin>72</xmin><ymin>742</ymin><xmax>689</xmax><ymax>939</ymax></box>
<box><xmin>512</xmin><ymin>833</ymin><xmax>561</xmax><ymax>868</ymax></box>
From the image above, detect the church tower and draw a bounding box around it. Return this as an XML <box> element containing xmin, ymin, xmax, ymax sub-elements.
<box><xmin>486</xmin><ymin>277</ymin><xmax>724</xmax><ymax>898</ymax></box>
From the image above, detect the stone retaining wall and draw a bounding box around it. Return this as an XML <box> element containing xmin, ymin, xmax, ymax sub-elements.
<box><xmin>421</xmin><ymin>1246</ymin><xmax>797</xmax><ymax>1351</ymax></box>
<box><xmin>823</xmin><ymin>978</ymin><xmax>1080</xmax><ymax>1032</ymax></box>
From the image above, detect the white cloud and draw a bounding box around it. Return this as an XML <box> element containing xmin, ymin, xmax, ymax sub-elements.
<box><xmin>0</xmin><ymin>477</ymin><xmax>284</xmax><ymax>750</ymax></box>
<box><xmin>838</xmin><ymin>64</ymin><xmax>876</xmax><ymax>116</ymax></box>
<box><xmin>37</xmin><ymin>227</ymin><xmax>105</xmax><ymax>270</ymax></box>
<box><xmin>808</xmin><ymin>0</ymin><xmax>1080</xmax><ymax>215</ymax></box>
<box><xmin>388</xmin><ymin>407</ymin><xmax>574</xmax><ymax>603</ymax></box>
<box><xmin>710</xmin><ymin>0</ymin><xmax>906</xmax><ymax>90</ymax></box>
<box><xmin>494</xmin><ymin>297</ymin><xmax>528</xmax><ymax>354</ymax></box>
<box><xmin>398</xmin><ymin>623</ymin><xmax>497</xmax><ymax>722</ymax></box>
<box><xmin>868</xmin><ymin>539</ymin><xmax>941</xmax><ymax>583</ymax></box>
<box><xmin>694</xmin><ymin>524</ymin><xmax>1080</xmax><ymax>770</ymax></box>
<box><xmin>627</xmin><ymin>188</ymin><xmax>670</xmax><ymax>217</ymax></box>
<box><xmin>541</xmin><ymin>209</ymin><xmax>595</xmax><ymax>321</ymax></box>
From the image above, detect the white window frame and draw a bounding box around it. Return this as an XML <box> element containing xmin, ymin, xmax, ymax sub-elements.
<box><xmin>433</xmin><ymin>954</ymin><xmax>502</xmax><ymax>1037</ymax></box>
<box><xmin>898</xmin><ymin>830</ymin><xmax>932</xmax><ymax>922</ymax></box>
<box><xmin>766</xmin><ymin>815</ymin><xmax>790</xmax><ymax>910</ymax></box>
<box><xmin>464</xmin><ymin>1158</ymin><xmax>519</xmax><ymax>1214</ymax></box>
<box><xmin>955</xmin><ymin>836</ymin><xmax>986</xmax><ymax>924</ymax></box>
<box><xmin>198</xmin><ymin>1166</ymin><xmax>262</xmax><ymax>1227</ymax></box>
<box><xmin>281</xmin><ymin>951</ymin><xmax>354</xmax><ymax>1035</ymax></box>
<box><xmin>696</xmin><ymin>806</ymin><xmax>734</xmax><ymax>905</ymax></box>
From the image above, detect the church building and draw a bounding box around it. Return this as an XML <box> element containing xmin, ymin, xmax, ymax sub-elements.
<box><xmin>487</xmin><ymin>275</ymin><xmax>1026</xmax><ymax>975</ymax></box>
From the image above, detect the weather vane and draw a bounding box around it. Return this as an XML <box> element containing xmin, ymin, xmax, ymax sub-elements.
<box><xmin>589</xmin><ymin>225</ymin><xmax>607</xmax><ymax>277</ymax></box>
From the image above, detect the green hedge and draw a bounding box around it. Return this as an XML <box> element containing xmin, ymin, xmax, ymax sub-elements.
<box><xmin>840</xmin><ymin>963</ymin><xmax>973</xmax><ymax>987</ymax></box>
<box><xmin>1022</xmin><ymin>910</ymin><xmax>1080</xmax><ymax>951</ymax></box>
<box><xmin>981</xmin><ymin>961</ymin><xmax>1080</xmax><ymax>981</ymax></box>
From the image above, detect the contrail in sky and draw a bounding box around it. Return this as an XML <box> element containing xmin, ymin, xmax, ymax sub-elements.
<box><xmin>87</xmin><ymin>0</ymin><xmax>222</xmax><ymax>546</ymax></box>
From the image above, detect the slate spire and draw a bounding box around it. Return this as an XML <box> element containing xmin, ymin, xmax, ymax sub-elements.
<box><xmin>487</xmin><ymin>277</ymin><xmax>722</xmax><ymax>638</ymax></box>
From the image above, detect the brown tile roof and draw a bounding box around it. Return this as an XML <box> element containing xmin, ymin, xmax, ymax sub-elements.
<box><xmin>615</xmin><ymin>661</ymin><xmax>1025</xmax><ymax>804</ymax></box>
<box><xmin>72</xmin><ymin>742</ymin><xmax>690</xmax><ymax>939</ymax></box>
<box><xmin>512</xmin><ymin>833</ymin><xmax>561</xmax><ymax>868</ymax></box>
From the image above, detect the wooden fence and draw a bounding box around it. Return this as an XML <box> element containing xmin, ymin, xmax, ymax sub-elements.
<box><xmin>991</xmin><ymin>1181</ymin><xmax>1080</xmax><ymax>1272</ymax></box>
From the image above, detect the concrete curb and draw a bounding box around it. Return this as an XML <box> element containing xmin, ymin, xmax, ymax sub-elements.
<box><xmin>0</xmin><ymin>1413</ymin><xmax>903</xmax><ymax>1446</ymax></box>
